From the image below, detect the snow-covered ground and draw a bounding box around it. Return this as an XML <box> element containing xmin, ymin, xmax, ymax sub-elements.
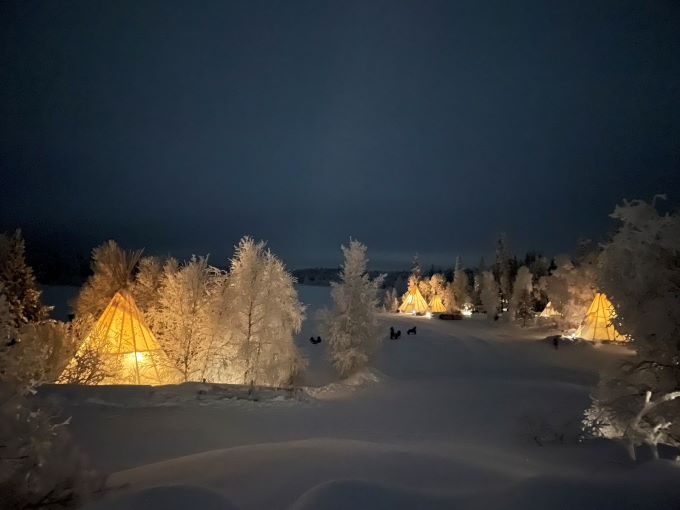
<box><xmin>40</xmin><ymin>285</ymin><xmax>680</xmax><ymax>509</ymax></box>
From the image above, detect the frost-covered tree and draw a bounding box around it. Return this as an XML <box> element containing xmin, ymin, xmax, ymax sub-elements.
<box><xmin>480</xmin><ymin>271</ymin><xmax>499</xmax><ymax>319</ymax></box>
<box><xmin>383</xmin><ymin>287</ymin><xmax>399</xmax><ymax>313</ymax></box>
<box><xmin>132</xmin><ymin>255</ymin><xmax>165</xmax><ymax>314</ymax></box>
<box><xmin>429</xmin><ymin>273</ymin><xmax>446</xmax><ymax>299</ymax></box>
<box><xmin>410</xmin><ymin>254</ymin><xmax>422</xmax><ymax>281</ymax></box>
<box><xmin>74</xmin><ymin>241</ymin><xmax>143</xmax><ymax>318</ymax></box>
<box><xmin>442</xmin><ymin>281</ymin><xmax>458</xmax><ymax>313</ymax></box>
<box><xmin>540</xmin><ymin>254</ymin><xmax>597</xmax><ymax>332</ymax></box>
<box><xmin>0</xmin><ymin>291</ymin><xmax>99</xmax><ymax>508</ymax></box>
<box><xmin>0</xmin><ymin>230</ymin><xmax>49</xmax><ymax>326</ymax></box>
<box><xmin>585</xmin><ymin>197</ymin><xmax>680</xmax><ymax>459</ymax></box>
<box><xmin>226</xmin><ymin>237</ymin><xmax>305</xmax><ymax>387</ymax></box>
<box><xmin>322</xmin><ymin>240</ymin><xmax>384</xmax><ymax>377</ymax></box>
<box><xmin>148</xmin><ymin>257</ymin><xmax>214</xmax><ymax>382</ymax></box>
<box><xmin>418</xmin><ymin>278</ymin><xmax>432</xmax><ymax>303</ymax></box>
<box><xmin>508</xmin><ymin>266</ymin><xmax>534</xmax><ymax>326</ymax></box>
<box><xmin>453</xmin><ymin>257</ymin><xmax>470</xmax><ymax>309</ymax></box>
<box><xmin>493</xmin><ymin>234</ymin><xmax>512</xmax><ymax>309</ymax></box>
<box><xmin>58</xmin><ymin>315</ymin><xmax>110</xmax><ymax>386</ymax></box>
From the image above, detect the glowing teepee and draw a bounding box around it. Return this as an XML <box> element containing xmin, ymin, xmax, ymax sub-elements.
<box><xmin>428</xmin><ymin>294</ymin><xmax>446</xmax><ymax>313</ymax></box>
<box><xmin>539</xmin><ymin>301</ymin><xmax>560</xmax><ymax>318</ymax></box>
<box><xmin>61</xmin><ymin>291</ymin><xmax>175</xmax><ymax>385</ymax></box>
<box><xmin>574</xmin><ymin>293</ymin><xmax>626</xmax><ymax>342</ymax></box>
<box><xmin>399</xmin><ymin>284</ymin><xmax>429</xmax><ymax>314</ymax></box>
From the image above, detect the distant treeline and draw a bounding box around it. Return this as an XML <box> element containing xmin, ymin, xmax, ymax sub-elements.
<box><xmin>292</xmin><ymin>267</ymin><xmax>451</xmax><ymax>294</ymax></box>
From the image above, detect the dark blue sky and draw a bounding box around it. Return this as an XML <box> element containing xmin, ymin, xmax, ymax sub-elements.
<box><xmin>1</xmin><ymin>1</ymin><xmax>678</xmax><ymax>269</ymax></box>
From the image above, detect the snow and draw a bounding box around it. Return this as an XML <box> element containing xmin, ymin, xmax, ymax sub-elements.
<box><xmin>37</xmin><ymin>285</ymin><xmax>680</xmax><ymax>509</ymax></box>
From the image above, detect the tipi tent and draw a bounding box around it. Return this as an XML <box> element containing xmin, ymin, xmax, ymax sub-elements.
<box><xmin>60</xmin><ymin>291</ymin><xmax>176</xmax><ymax>385</ymax></box>
<box><xmin>539</xmin><ymin>301</ymin><xmax>560</xmax><ymax>318</ymax></box>
<box><xmin>428</xmin><ymin>295</ymin><xmax>446</xmax><ymax>313</ymax></box>
<box><xmin>399</xmin><ymin>285</ymin><xmax>429</xmax><ymax>314</ymax></box>
<box><xmin>574</xmin><ymin>293</ymin><xmax>626</xmax><ymax>342</ymax></box>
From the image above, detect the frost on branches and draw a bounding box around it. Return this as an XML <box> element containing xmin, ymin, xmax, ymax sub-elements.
<box><xmin>322</xmin><ymin>240</ymin><xmax>384</xmax><ymax>377</ymax></box>
<box><xmin>540</xmin><ymin>253</ymin><xmax>597</xmax><ymax>333</ymax></box>
<box><xmin>442</xmin><ymin>281</ymin><xmax>458</xmax><ymax>313</ymax></box>
<box><xmin>585</xmin><ymin>197</ymin><xmax>680</xmax><ymax>459</ymax></box>
<box><xmin>382</xmin><ymin>287</ymin><xmax>399</xmax><ymax>313</ymax></box>
<box><xmin>225</xmin><ymin>237</ymin><xmax>306</xmax><ymax>387</ymax></box>
<box><xmin>480</xmin><ymin>271</ymin><xmax>499</xmax><ymax>320</ymax></box>
<box><xmin>74</xmin><ymin>240</ymin><xmax>143</xmax><ymax>318</ymax></box>
<box><xmin>0</xmin><ymin>230</ymin><xmax>50</xmax><ymax>326</ymax></box>
<box><xmin>147</xmin><ymin>256</ymin><xmax>217</xmax><ymax>382</ymax></box>
<box><xmin>508</xmin><ymin>266</ymin><xmax>534</xmax><ymax>326</ymax></box>
<box><xmin>0</xmin><ymin>291</ymin><xmax>99</xmax><ymax>509</ymax></box>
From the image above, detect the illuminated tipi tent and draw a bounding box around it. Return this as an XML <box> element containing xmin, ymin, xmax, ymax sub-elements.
<box><xmin>399</xmin><ymin>283</ymin><xmax>429</xmax><ymax>314</ymax></box>
<box><xmin>574</xmin><ymin>293</ymin><xmax>626</xmax><ymax>342</ymax></box>
<box><xmin>539</xmin><ymin>301</ymin><xmax>560</xmax><ymax>318</ymax></box>
<box><xmin>61</xmin><ymin>291</ymin><xmax>175</xmax><ymax>385</ymax></box>
<box><xmin>428</xmin><ymin>294</ymin><xmax>446</xmax><ymax>313</ymax></box>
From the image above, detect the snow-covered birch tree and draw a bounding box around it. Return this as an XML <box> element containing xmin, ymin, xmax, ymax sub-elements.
<box><xmin>585</xmin><ymin>197</ymin><xmax>680</xmax><ymax>459</ymax></box>
<box><xmin>322</xmin><ymin>240</ymin><xmax>384</xmax><ymax>377</ymax></box>
<box><xmin>225</xmin><ymin>237</ymin><xmax>305</xmax><ymax>387</ymax></box>
<box><xmin>148</xmin><ymin>257</ymin><xmax>213</xmax><ymax>382</ymax></box>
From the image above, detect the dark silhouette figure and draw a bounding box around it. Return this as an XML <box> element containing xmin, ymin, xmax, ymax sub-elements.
<box><xmin>407</xmin><ymin>326</ymin><xmax>417</xmax><ymax>335</ymax></box>
<box><xmin>552</xmin><ymin>336</ymin><xmax>560</xmax><ymax>350</ymax></box>
<box><xmin>309</xmin><ymin>336</ymin><xmax>322</xmax><ymax>345</ymax></box>
<box><xmin>389</xmin><ymin>326</ymin><xmax>396</xmax><ymax>339</ymax></box>
<box><xmin>316</xmin><ymin>336</ymin><xmax>322</xmax><ymax>344</ymax></box>
<box><xmin>394</xmin><ymin>330</ymin><xmax>401</xmax><ymax>339</ymax></box>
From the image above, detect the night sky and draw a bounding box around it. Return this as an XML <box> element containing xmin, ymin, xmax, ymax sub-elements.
<box><xmin>1</xmin><ymin>1</ymin><xmax>679</xmax><ymax>270</ymax></box>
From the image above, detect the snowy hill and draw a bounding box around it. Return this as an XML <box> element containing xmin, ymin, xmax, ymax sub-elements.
<box><xmin>39</xmin><ymin>285</ymin><xmax>680</xmax><ymax>510</ymax></box>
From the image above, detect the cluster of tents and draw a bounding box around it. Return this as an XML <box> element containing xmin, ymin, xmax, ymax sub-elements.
<box><xmin>398</xmin><ymin>285</ymin><xmax>441</xmax><ymax>314</ymax></box>
<box><xmin>397</xmin><ymin>283</ymin><xmax>625</xmax><ymax>343</ymax></box>
<box><xmin>62</xmin><ymin>285</ymin><xmax>626</xmax><ymax>388</ymax></box>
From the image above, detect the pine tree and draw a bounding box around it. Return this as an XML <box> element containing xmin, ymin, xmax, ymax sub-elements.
<box><xmin>0</xmin><ymin>230</ymin><xmax>49</xmax><ymax>326</ymax></box>
<box><xmin>410</xmin><ymin>254</ymin><xmax>422</xmax><ymax>280</ymax></box>
<box><xmin>322</xmin><ymin>240</ymin><xmax>384</xmax><ymax>377</ymax></box>
<box><xmin>453</xmin><ymin>256</ymin><xmax>470</xmax><ymax>309</ymax></box>
<box><xmin>493</xmin><ymin>234</ymin><xmax>512</xmax><ymax>310</ymax></box>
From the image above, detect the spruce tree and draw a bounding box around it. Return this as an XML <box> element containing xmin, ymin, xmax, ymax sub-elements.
<box><xmin>0</xmin><ymin>230</ymin><xmax>49</xmax><ymax>326</ymax></box>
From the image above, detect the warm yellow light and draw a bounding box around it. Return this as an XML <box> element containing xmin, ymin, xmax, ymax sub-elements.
<box><xmin>425</xmin><ymin>312</ymin><xmax>432</xmax><ymax>319</ymax></box>
<box><xmin>461</xmin><ymin>303</ymin><xmax>474</xmax><ymax>316</ymax></box>
<box><xmin>126</xmin><ymin>351</ymin><xmax>147</xmax><ymax>365</ymax></box>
